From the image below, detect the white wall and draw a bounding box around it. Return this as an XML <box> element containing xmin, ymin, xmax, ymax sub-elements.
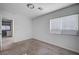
<box><xmin>0</xmin><ymin>10</ymin><xmax>32</xmax><ymax>44</ymax></box>
<box><xmin>32</xmin><ymin>4</ymin><xmax>79</xmax><ymax>53</ymax></box>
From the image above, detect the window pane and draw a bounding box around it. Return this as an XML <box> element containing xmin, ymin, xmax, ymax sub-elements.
<box><xmin>2</xmin><ymin>25</ymin><xmax>10</xmax><ymax>30</ymax></box>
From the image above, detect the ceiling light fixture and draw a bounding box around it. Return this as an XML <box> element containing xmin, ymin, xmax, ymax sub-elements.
<box><xmin>27</xmin><ymin>4</ymin><xmax>43</xmax><ymax>11</ymax></box>
<box><xmin>27</xmin><ymin>3</ymin><xmax>34</xmax><ymax>9</ymax></box>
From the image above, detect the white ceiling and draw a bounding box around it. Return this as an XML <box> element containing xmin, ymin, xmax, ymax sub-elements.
<box><xmin>0</xmin><ymin>3</ymin><xmax>74</xmax><ymax>19</ymax></box>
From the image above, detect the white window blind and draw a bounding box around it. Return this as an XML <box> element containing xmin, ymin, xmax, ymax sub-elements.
<box><xmin>50</xmin><ymin>14</ymin><xmax>79</xmax><ymax>35</ymax></box>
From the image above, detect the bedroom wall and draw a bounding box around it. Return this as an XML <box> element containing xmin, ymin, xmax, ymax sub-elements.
<box><xmin>32</xmin><ymin>4</ymin><xmax>79</xmax><ymax>53</ymax></box>
<box><xmin>0</xmin><ymin>10</ymin><xmax>32</xmax><ymax>48</ymax></box>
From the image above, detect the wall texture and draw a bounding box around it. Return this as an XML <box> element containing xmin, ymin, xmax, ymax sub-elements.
<box><xmin>32</xmin><ymin>4</ymin><xmax>79</xmax><ymax>53</ymax></box>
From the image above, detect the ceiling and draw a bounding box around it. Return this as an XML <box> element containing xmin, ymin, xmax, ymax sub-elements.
<box><xmin>0</xmin><ymin>3</ymin><xmax>74</xmax><ymax>19</ymax></box>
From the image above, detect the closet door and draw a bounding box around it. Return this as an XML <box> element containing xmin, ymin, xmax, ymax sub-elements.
<box><xmin>0</xmin><ymin>16</ymin><xmax>2</xmax><ymax>51</ymax></box>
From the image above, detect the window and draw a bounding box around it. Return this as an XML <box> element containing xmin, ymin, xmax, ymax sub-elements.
<box><xmin>2</xmin><ymin>25</ymin><xmax>10</xmax><ymax>31</ymax></box>
<box><xmin>50</xmin><ymin>14</ymin><xmax>79</xmax><ymax>35</ymax></box>
<box><xmin>2</xmin><ymin>20</ymin><xmax>13</xmax><ymax>37</ymax></box>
